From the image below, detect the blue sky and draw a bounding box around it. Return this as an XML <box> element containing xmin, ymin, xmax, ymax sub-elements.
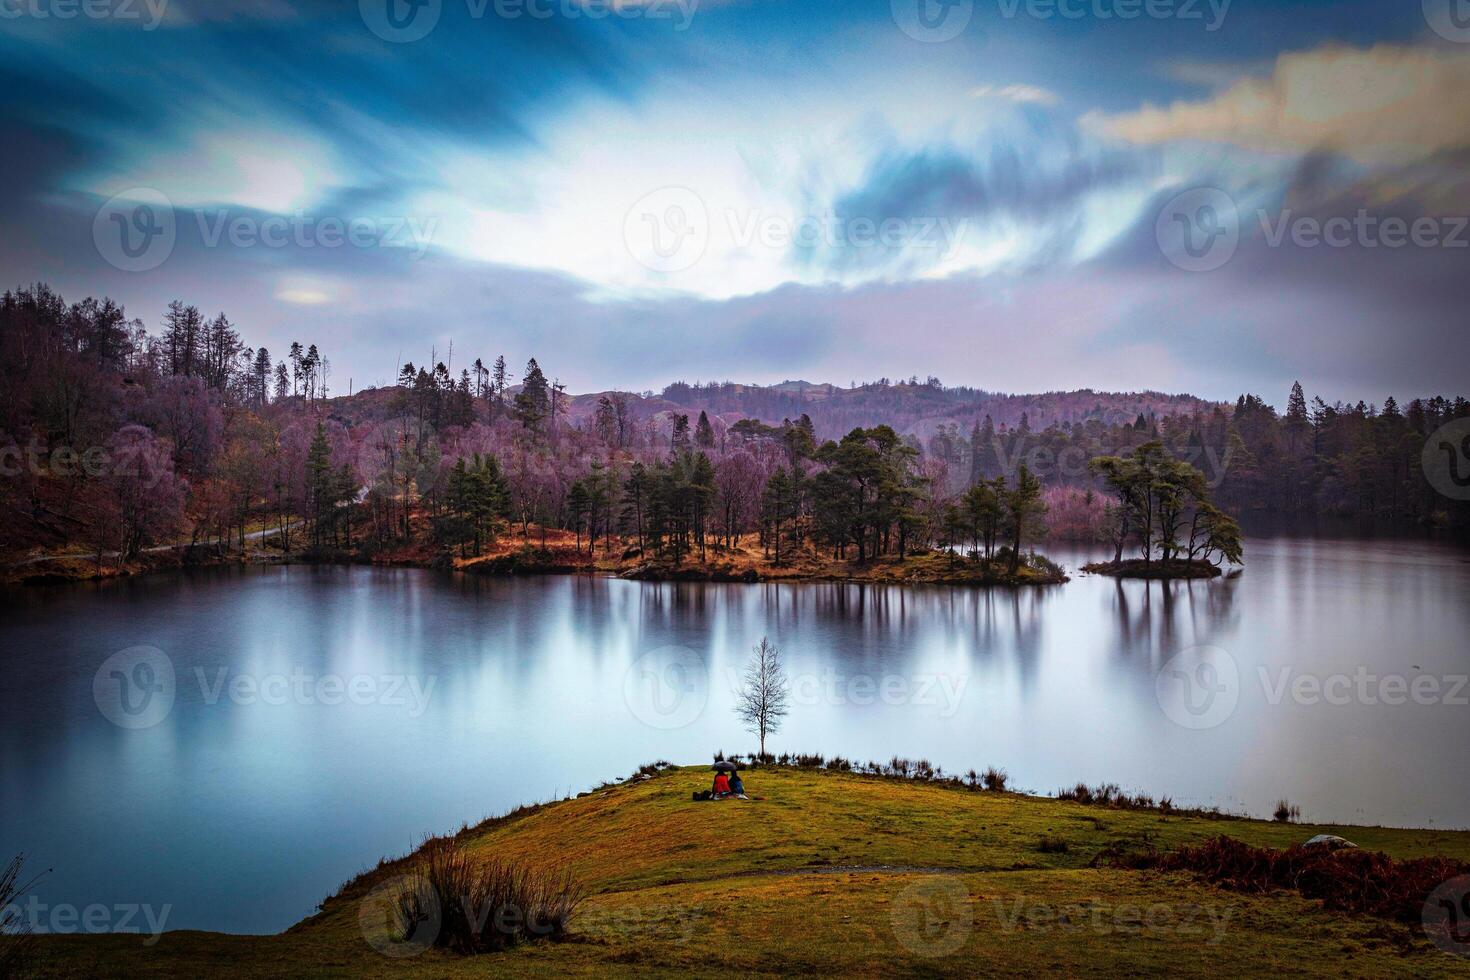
<box><xmin>1</xmin><ymin>0</ymin><xmax>1466</xmax><ymax>403</ymax></box>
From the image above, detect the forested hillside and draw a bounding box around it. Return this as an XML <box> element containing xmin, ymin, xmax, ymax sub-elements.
<box><xmin>3</xmin><ymin>283</ymin><xmax>1466</xmax><ymax>572</ymax></box>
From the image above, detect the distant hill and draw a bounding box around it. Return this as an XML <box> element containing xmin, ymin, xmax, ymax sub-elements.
<box><xmin>332</xmin><ymin>378</ymin><xmax>1223</xmax><ymax>441</ymax></box>
<box><xmin>563</xmin><ymin>380</ymin><xmax>1223</xmax><ymax>442</ymax></box>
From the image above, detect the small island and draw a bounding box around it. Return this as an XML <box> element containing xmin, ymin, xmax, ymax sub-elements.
<box><xmin>1079</xmin><ymin>442</ymin><xmax>1244</xmax><ymax>580</ymax></box>
<box><xmin>1082</xmin><ymin>557</ymin><xmax>1223</xmax><ymax>580</ymax></box>
<box><xmin>456</xmin><ymin>534</ymin><xmax>1069</xmax><ymax>586</ymax></box>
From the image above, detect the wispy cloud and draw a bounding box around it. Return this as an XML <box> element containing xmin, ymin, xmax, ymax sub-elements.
<box><xmin>968</xmin><ymin>84</ymin><xmax>1060</xmax><ymax>106</ymax></box>
<box><xmin>1090</xmin><ymin>44</ymin><xmax>1470</xmax><ymax>166</ymax></box>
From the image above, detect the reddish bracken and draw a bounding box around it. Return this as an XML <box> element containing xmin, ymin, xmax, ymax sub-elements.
<box><xmin>1121</xmin><ymin>834</ymin><xmax>1470</xmax><ymax>926</ymax></box>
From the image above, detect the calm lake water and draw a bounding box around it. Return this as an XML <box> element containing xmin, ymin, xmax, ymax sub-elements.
<box><xmin>3</xmin><ymin>537</ymin><xmax>1469</xmax><ymax>934</ymax></box>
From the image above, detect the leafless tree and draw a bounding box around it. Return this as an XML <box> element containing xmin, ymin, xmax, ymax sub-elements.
<box><xmin>735</xmin><ymin>637</ymin><xmax>789</xmax><ymax>758</ymax></box>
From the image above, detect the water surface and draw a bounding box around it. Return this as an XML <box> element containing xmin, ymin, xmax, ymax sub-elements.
<box><xmin>2</xmin><ymin>537</ymin><xmax>1468</xmax><ymax>933</ymax></box>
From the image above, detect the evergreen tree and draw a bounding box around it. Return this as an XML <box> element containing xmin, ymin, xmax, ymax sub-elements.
<box><xmin>514</xmin><ymin>358</ymin><xmax>550</xmax><ymax>430</ymax></box>
<box><xmin>253</xmin><ymin>347</ymin><xmax>272</xmax><ymax>405</ymax></box>
<box><xmin>1003</xmin><ymin>463</ymin><xmax>1045</xmax><ymax>573</ymax></box>
<box><xmin>695</xmin><ymin>410</ymin><xmax>715</xmax><ymax>449</ymax></box>
<box><xmin>491</xmin><ymin>355</ymin><xmax>509</xmax><ymax>418</ymax></box>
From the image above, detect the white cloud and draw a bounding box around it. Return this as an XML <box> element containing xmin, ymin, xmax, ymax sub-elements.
<box><xmin>1090</xmin><ymin>44</ymin><xmax>1470</xmax><ymax>166</ymax></box>
<box><xmin>96</xmin><ymin>128</ymin><xmax>344</xmax><ymax>213</ymax></box>
<box><xmin>969</xmin><ymin>84</ymin><xmax>1060</xmax><ymax>106</ymax></box>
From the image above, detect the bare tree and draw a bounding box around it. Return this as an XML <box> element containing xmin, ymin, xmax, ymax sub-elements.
<box><xmin>735</xmin><ymin>637</ymin><xmax>790</xmax><ymax>758</ymax></box>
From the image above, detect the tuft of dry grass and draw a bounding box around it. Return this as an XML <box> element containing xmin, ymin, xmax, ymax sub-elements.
<box><xmin>396</xmin><ymin>838</ymin><xmax>582</xmax><ymax>955</ymax></box>
<box><xmin>1</xmin><ymin>854</ymin><xmax>43</xmax><ymax>979</ymax></box>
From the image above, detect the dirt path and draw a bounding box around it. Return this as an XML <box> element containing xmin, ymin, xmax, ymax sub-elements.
<box><xmin>7</xmin><ymin>522</ymin><xmax>296</xmax><ymax>568</ymax></box>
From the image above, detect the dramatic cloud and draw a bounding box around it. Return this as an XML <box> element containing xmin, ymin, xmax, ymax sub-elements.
<box><xmin>0</xmin><ymin>2</ymin><xmax>1463</xmax><ymax>404</ymax></box>
<box><xmin>1092</xmin><ymin>44</ymin><xmax>1470</xmax><ymax>165</ymax></box>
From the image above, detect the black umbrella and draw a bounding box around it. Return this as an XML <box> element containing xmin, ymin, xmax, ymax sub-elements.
<box><xmin>711</xmin><ymin>760</ymin><xmax>737</xmax><ymax>773</ymax></box>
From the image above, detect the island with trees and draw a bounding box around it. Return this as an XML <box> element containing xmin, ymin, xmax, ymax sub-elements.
<box><xmin>1081</xmin><ymin>442</ymin><xmax>1245</xmax><ymax>579</ymax></box>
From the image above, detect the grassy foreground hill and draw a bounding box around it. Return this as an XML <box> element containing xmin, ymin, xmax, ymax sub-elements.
<box><xmin>25</xmin><ymin>766</ymin><xmax>1470</xmax><ymax>977</ymax></box>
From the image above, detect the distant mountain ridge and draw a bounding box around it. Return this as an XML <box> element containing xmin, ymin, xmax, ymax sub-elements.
<box><xmin>562</xmin><ymin>380</ymin><xmax>1223</xmax><ymax>442</ymax></box>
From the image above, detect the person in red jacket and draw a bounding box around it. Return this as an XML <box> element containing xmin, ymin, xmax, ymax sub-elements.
<box><xmin>712</xmin><ymin>772</ymin><xmax>731</xmax><ymax>797</ymax></box>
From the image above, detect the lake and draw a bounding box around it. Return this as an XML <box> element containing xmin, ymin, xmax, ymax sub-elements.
<box><xmin>2</xmin><ymin>537</ymin><xmax>1469</xmax><ymax>934</ymax></box>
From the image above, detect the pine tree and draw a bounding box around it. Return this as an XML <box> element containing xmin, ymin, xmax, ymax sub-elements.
<box><xmin>514</xmin><ymin>358</ymin><xmax>550</xmax><ymax>430</ymax></box>
<box><xmin>1003</xmin><ymin>464</ymin><xmax>1045</xmax><ymax>573</ymax></box>
<box><xmin>253</xmin><ymin>347</ymin><xmax>272</xmax><ymax>405</ymax></box>
<box><xmin>491</xmin><ymin>355</ymin><xmax>509</xmax><ymax>418</ymax></box>
<box><xmin>288</xmin><ymin>342</ymin><xmax>304</xmax><ymax>397</ymax></box>
<box><xmin>621</xmin><ymin>463</ymin><xmax>649</xmax><ymax>553</ymax></box>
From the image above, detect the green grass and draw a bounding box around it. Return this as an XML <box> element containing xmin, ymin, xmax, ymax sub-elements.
<box><xmin>21</xmin><ymin>766</ymin><xmax>1470</xmax><ymax>977</ymax></box>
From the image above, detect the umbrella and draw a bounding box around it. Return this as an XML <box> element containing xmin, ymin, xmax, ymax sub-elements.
<box><xmin>711</xmin><ymin>761</ymin><xmax>737</xmax><ymax>773</ymax></box>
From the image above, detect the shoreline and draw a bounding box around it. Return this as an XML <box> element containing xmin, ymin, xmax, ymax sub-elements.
<box><xmin>21</xmin><ymin>762</ymin><xmax>1470</xmax><ymax>975</ymax></box>
<box><xmin>4</xmin><ymin>536</ymin><xmax>1074</xmax><ymax>589</ymax></box>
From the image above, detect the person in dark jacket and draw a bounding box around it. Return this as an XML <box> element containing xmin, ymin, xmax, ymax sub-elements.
<box><xmin>729</xmin><ymin>771</ymin><xmax>747</xmax><ymax>799</ymax></box>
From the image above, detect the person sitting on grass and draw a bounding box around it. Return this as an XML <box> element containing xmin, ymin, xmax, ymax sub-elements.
<box><xmin>729</xmin><ymin>770</ymin><xmax>747</xmax><ymax>799</ymax></box>
<box><xmin>712</xmin><ymin>770</ymin><xmax>732</xmax><ymax>798</ymax></box>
